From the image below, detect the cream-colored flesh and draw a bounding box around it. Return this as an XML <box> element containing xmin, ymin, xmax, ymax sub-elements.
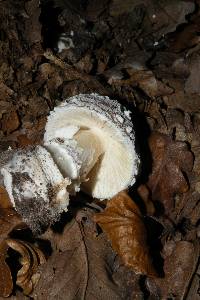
<box><xmin>74</xmin><ymin>129</ymin><xmax>104</xmax><ymax>179</ymax></box>
<box><xmin>45</xmin><ymin>105</ymin><xmax>136</xmax><ymax>199</ymax></box>
<box><xmin>74</xmin><ymin>127</ymin><xmax>132</xmax><ymax>199</ymax></box>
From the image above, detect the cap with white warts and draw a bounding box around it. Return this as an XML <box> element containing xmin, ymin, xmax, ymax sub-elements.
<box><xmin>1</xmin><ymin>146</ymin><xmax>70</xmax><ymax>232</ymax></box>
<box><xmin>44</xmin><ymin>93</ymin><xmax>140</xmax><ymax>199</ymax></box>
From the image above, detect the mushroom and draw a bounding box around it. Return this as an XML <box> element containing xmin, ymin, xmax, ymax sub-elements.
<box><xmin>1</xmin><ymin>146</ymin><xmax>70</xmax><ymax>232</ymax></box>
<box><xmin>44</xmin><ymin>93</ymin><xmax>139</xmax><ymax>199</ymax></box>
<box><xmin>0</xmin><ymin>93</ymin><xmax>139</xmax><ymax>231</ymax></box>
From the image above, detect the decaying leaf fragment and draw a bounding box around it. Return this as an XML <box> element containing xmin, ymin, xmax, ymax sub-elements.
<box><xmin>147</xmin><ymin>132</ymin><xmax>193</xmax><ymax>212</ymax></box>
<box><xmin>33</xmin><ymin>209</ymin><xmax>125</xmax><ymax>300</ymax></box>
<box><xmin>0</xmin><ymin>185</ymin><xmax>13</xmax><ymax>209</ymax></box>
<box><xmin>94</xmin><ymin>191</ymin><xmax>157</xmax><ymax>277</ymax></box>
<box><xmin>0</xmin><ymin>241</ymin><xmax>13</xmax><ymax>297</ymax></box>
<box><xmin>0</xmin><ymin>198</ymin><xmax>30</xmax><ymax>297</ymax></box>
<box><xmin>0</xmin><ymin>238</ymin><xmax>46</xmax><ymax>297</ymax></box>
<box><xmin>146</xmin><ymin>241</ymin><xmax>199</xmax><ymax>299</ymax></box>
<box><xmin>5</xmin><ymin>239</ymin><xmax>46</xmax><ymax>295</ymax></box>
<box><xmin>0</xmin><ymin>208</ymin><xmax>23</xmax><ymax>242</ymax></box>
<box><xmin>1</xmin><ymin>111</ymin><xmax>20</xmax><ymax>134</ymax></box>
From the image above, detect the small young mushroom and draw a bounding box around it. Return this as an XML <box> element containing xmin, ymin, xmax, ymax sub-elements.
<box><xmin>44</xmin><ymin>93</ymin><xmax>140</xmax><ymax>199</ymax></box>
<box><xmin>0</xmin><ymin>94</ymin><xmax>140</xmax><ymax>231</ymax></box>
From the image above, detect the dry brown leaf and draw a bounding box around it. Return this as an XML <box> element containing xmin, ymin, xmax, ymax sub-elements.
<box><xmin>137</xmin><ymin>184</ymin><xmax>155</xmax><ymax>215</ymax></box>
<box><xmin>0</xmin><ymin>186</ymin><xmax>13</xmax><ymax>209</ymax></box>
<box><xmin>0</xmin><ymin>238</ymin><xmax>46</xmax><ymax>297</ymax></box>
<box><xmin>0</xmin><ymin>241</ymin><xmax>13</xmax><ymax>297</ymax></box>
<box><xmin>0</xmin><ymin>199</ymin><xmax>25</xmax><ymax>297</ymax></box>
<box><xmin>146</xmin><ymin>241</ymin><xmax>199</xmax><ymax>299</ymax></box>
<box><xmin>0</xmin><ymin>208</ymin><xmax>23</xmax><ymax>241</ymax></box>
<box><xmin>104</xmin><ymin>62</ymin><xmax>173</xmax><ymax>98</ymax></box>
<box><xmin>147</xmin><ymin>132</ymin><xmax>193</xmax><ymax>213</ymax></box>
<box><xmin>33</xmin><ymin>208</ymin><xmax>139</xmax><ymax>300</ymax></box>
<box><xmin>1</xmin><ymin>111</ymin><xmax>20</xmax><ymax>134</ymax></box>
<box><xmin>16</xmin><ymin>135</ymin><xmax>34</xmax><ymax>147</ymax></box>
<box><xmin>109</xmin><ymin>0</ymin><xmax>194</xmax><ymax>47</ymax></box>
<box><xmin>94</xmin><ymin>191</ymin><xmax>157</xmax><ymax>277</ymax></box>
<box><xmin>5</xmin><ymin>239</ymin><xmax>46</xmax><ymax>295</ymax></box>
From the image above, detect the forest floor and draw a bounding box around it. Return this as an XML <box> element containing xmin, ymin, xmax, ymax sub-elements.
<box><xmin>0</xmin><ymin>0</ymin><xmax>199</xmax><ymax>299</ymax></box>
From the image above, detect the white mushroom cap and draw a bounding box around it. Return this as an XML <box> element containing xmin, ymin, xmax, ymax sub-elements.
<box><xmin>44</xmin><ymin>94</ymin><xmax>140</xmax><ymax>199</ymax></box>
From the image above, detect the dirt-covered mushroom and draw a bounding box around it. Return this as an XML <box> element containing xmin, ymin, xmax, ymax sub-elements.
<box><xmin>0</xmin><ymin>94</ymin><xmax>139</xmax><ymax>231</ymax></box>
<box><xmin>44</xmin><ymin>93</ymin><xmax>140</xmax><ymax>199</ymax></box>
<box><xmin>1</xmin><ymin>146</ymin><xmax>70</xmax><ymax>232</ymax></box>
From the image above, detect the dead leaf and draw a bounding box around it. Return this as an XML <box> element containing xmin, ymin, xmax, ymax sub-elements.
<box><xmin>33</xmin><ymin>208</ymin><xmax>135</xmax><ymax>300</ymax></box>
<box><xmin>1</xmin><ymin>111</ymin><xmax>20</xmax><ymax>134</ymax></box>
<box><xmin>110</xmin><ymin>0</ymin><xmax>194</xmax><ymax>42</ymax></box>
<box><xmin>94</xmin><ymin>191</ymin><xmax>157</xmax><ymax>277</ymax></box>
<box><xmin>185</xmin><ymin>53</ymin><xmax>200</xmax><ymax>94</ymax></box>
<box><xmin>0</xmin><ymin>290</ymin><xmax>29</xmax><ymax>300</ymax></box>
<box><xmin>0</xmin><ymin>241</ymin><xmax>13</xmax><ymax>297</ymax></box>
<box><xmin>0</xmin><ymin>82</ymin><xmax>14</xmax><ymax>102</ymax></box>
<box><xmin>0</xmin><ymin>186</ymin><xmax>13</xmax><ymax>209</ymax></box>
<box><xmin>137</xmin><ymin>184</ymin><xmax>155</xmax><ymax>215</ymax></box>
<box><xmin>24</xmin><ymin>0</ymin><xmax>42</xmax><ymax>45</ymax></box>
<box><xmin>146</xmin><ymin>241</ymin><xmax>199</xmax><ymax>299</ymax></box>
<box><xmin>0</xmin><ymin>208</ymin><xmax>23</xmax><ymax>241</ymax></box>
<box><xmin>0</xmin><ymin>207</ymin><xmax>28</xmax><ymax>296</ymax></box>
<box><xmin>169</xmin><ymin>16</ymin><xmax>200</xmax><ymax>53</ymax></box>
<box><xmin>16</xmin><ymin>135</ymin><xmax>34</xmax><ymax>147</ymax></box>
<box><xmin>147</xmin><ymin>132</ymin><xmax>193</xmax><ymax>212</ymax></box>
<box><xmin>104</xmin><ymin>61</ymin><xmax>173</xmax><ymax>98</ymax></box>
<box><xmin>84</xmin><ymin>0</ymin><xmax>110</xmax><ymax>21</ymax></box>
<box><xmin>185</xmin><ymin>260</ymin><xmax>200</xmax><ymax>300</ymax></box>
<box><xmin>5</xmin><ymin>239</ymin><xmax>46</xmax><ymax>295</ymax></box>
<box><xmin>0</xmin><ymin>238</ymin><xmax>46</xmax><ymax>298</ymax></box>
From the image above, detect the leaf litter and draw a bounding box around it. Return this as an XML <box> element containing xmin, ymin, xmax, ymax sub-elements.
<box><xmin>0</xmin><ymin>0</ymin><xmax>199</xmax><ymax>299</ymax></box>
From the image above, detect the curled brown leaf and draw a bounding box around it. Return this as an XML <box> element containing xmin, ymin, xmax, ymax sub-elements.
<box><xmin>5</xmin><ymin>239</ymin><xmax>46</xmax><ymax>295</ymax></box>
<box><xmin>0</xmin><ymin>236</ymin><xmax>46</xmax><ymax>298</ymax></box>
<box><xmin>94</xmin><ymin>191</ymin><xmax>157</xmax><ymax>277</ymax></box>
<box><xmin>0</xmin><ymin>204</ymin><xmax>25</xmax><ymax>297</ymax></box>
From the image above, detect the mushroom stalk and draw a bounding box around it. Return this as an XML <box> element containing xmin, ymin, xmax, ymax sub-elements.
<box><xmin>0</xmin><ymin>94</ymin><xmax>140</xmax><ymax>231</ymax></box>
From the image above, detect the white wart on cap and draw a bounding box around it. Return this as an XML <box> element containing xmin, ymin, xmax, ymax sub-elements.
<box><xmin>44</xmin><ymin>93</ymin><xmax>140</xmax><ymax>199</ymax></box>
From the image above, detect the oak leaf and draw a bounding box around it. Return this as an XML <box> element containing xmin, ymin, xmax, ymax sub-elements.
<box><xmin>94</xmin><ymin>192</ymin><xmax>157</xmax><ymax>277</ymax></box>
<box><xmin>147</xmin><ymin>132</ymin><xmax>193</xmax><ymax>212</ymax></box>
